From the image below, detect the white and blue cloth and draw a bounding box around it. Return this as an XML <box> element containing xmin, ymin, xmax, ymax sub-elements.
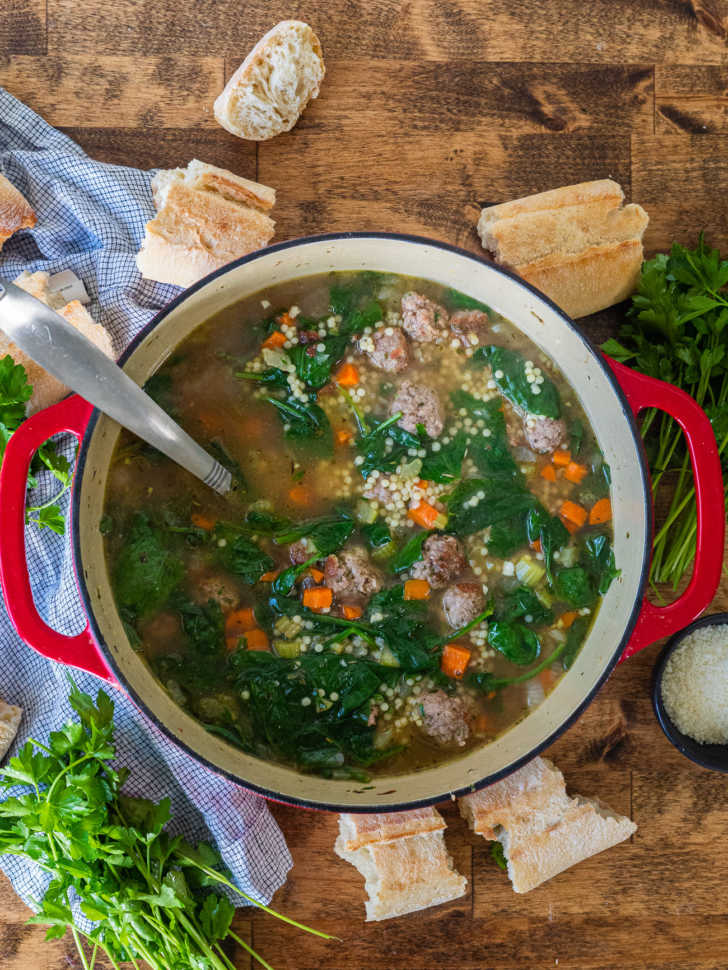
<box><xmin>0</xmin><ymin>87</ymin><xmax>292</xmax><ymax>912</ymax></box>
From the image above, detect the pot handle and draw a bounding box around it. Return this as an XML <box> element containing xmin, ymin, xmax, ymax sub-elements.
<box><xmin>606</xmin><ymin>357</ymin><xmax>725</xmax><ymax>661</ymax></box>
<box><xmin>0</xmin><ymin>394</ymin><xmax>117</xmax><ymax>685</ymax></box>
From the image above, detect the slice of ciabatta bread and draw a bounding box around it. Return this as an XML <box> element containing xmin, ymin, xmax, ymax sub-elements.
<box><xmin>460</xmin><ymin>757</ymin><xmax>636</xmax><ymax>894</ymax></box>
<box><xmin>0</xmin><ymin>699</ymin><xmax>22</xmax><ymax>761</ymax></box>
<box><xmin>6</xmin><ymin>271</ymin><xmax>113</xmax><ymax>414</ymax></box>
<box><xmin>214</xmin><ymin>21</ymin><xmax>325</xmax><ymax>141</ymax></box>
<box><xmin>335</xmin><ymin>808</ymin><xmax>467</xmax><ymax>921</ymax></box>
<box><xmin>0</xmin><ymin>174</ymin><xmax>36</xmax><ymax>250</ymax></box>
<box><xmin>136</xmin><ymin>160</ymin><xmax>276</xmax><ymax>288</ymax></box>
<box><xmin>477</xmin><ymin>180</ymin><xmax>649</xmax><ymax>319</ymax></box>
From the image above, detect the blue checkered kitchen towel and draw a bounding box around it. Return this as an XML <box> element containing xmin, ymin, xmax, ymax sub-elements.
<box><xmin>0</xmin><ymin>87</ymin><xmax>292</xmax><ymax>911</ymax></box>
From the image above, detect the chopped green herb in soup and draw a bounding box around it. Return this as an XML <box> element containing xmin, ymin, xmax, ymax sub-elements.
<box><xmin>103</xmin><ymin>273</ymin><xmax>618</xmax><ymax>781</ymax></box>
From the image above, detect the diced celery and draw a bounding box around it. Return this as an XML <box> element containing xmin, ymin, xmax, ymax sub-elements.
<box><xmin>371</xmin><ymin>540</ymin><xmax>395</xmax><ymax>562</ymax></box>
<box><xmin>378</xmin><ymin>646</ymin><xmax>400</xmax><ymax>667</ymax></box>
<box><xmin>559</xmin><ymin>546</ymin><xmax>578</xmax><ymax>567</ymax></box>
<box><xmin>536</xmin><ymin>588</ymin><xmax>554</xmax><ymax>609</ymax></box>
<box><xmin>515</xmin><ymin>555</ymin><xmax>546</xmax><ymax>587</ymax></box>
<box><xmin>433</xmin><ymin>511</ymin><xmax>448</xmax><ymax>530</ymax></box>
<box><xmin>399</xmin><ymin>457</ymin><xmax>422</xmax><ymax>479</ymax></box>
<box><xmin>354</xmin><ymin>498</ymin><xmax>378</xmax><ymax>524</ymax></box>
<box><xmin>274</xmin><ymin>639</ymin><xmax>301</xmax><ymax>658</ymax></box>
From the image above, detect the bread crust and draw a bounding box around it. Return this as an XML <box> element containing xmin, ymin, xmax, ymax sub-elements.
<box><xmin>214</xmin><ymin>20</ymin><xmax>325</xmax><ymax>141</ymax></box>
<box><xmin>0</xmin><ymin>173</ymin><xmax>36</xmax><ymax>249</ymax></box>
<box><xmin>0</xmin><ymin>699</ymin><xmax>22</xmax><ymax>762</ymax></box>
<box><xmin>477</xmin><ymin>179</ymin><xmax>648</xmax><ymax>318</ymax></box>
<box><xmin>338</xmin><ymin>807</ymin><xmax>446</xmax><ymax>851</ymax></box>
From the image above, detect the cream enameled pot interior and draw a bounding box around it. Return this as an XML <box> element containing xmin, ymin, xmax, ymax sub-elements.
<box><xmin>74</xmin><ymin>236</ymin><xmax>649</xmax><ymax>809</ymax></box>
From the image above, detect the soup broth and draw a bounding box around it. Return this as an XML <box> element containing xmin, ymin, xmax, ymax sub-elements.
<box><xmin>103</xmin><ymin>272</ymin><xmax>618</xmax><ymax>781</ymax></box>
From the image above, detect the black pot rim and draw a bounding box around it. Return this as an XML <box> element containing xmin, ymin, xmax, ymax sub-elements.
<box><xmin>652</xmin><ymin>611</ymin><xmax>728</xmax><ymax>773</ymax></box>
<box><xmin>71</xmin><ymin>231</ymin><xmax>653</xmax><ymax>812</ymax></box>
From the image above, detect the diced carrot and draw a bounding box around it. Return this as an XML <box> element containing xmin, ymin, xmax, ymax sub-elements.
<box><xmin>589</xmin><ymin>497</ymin><xmax>612</xmax><ymax>525</ymax></box>
<box><xmin>302</xmin><ymin>586</ymin><xmax>333</xmax><ymax>611</ymax></box>
<box><xmin>539</xmin><ymin>668</ymin><xmax>556</xmax><ymax>690</ymax></box>
<box><xmin>530</xmin><ymin>538</ymin><xmax>542</xmax><ymax>553</ymax></box>
<box><xmin>407</xmin><ymin>501</ymin><xmax>440</xmax><ymax>529</ymax></box>
<box><xmin>225</xmin><ymin>607</ymin><xmax>257</xmax><ymax>636</ymax></box>
<box><xmin>262</xmin><ymin>330</ymin><xmax>287</xmax><ymax>350</ymax></box>
<box><xmin>440</xmin><ymin>643</ymin><xmax>472</xmax><ymax>680</ymax></box>
<box><xmin>276</xmin><ymin>312</ymin><xmax>295</xmax><ymax>328</ymax></box>
<box><xmin>342</xmin><ymin>604</ymin><xmax>363</xmax><ymax>620</ymax></box>
<box><xmin>560</xmin><ymin>499</ymin><xmax>587</xmax><ymax>529</ymax></box>
<box><xmin>308</xmin><ymin>567</ymin><xmax>325</xmax><ymax>583</ymax></box>
<box><xmin>540</xmin><ymin>464</ymin><xmax>557</xmax><ymax>482</ymax></box>
<box><xmin>486</xmin><ymin>691</ymin><xmax>496</xmax><ymax>700</ymax></box>
<box><xmin>335</xmin><ymin>428</ymin><xmax>353</xmax><ymax>445</ymax></box>
<box><xmin>225</xmin><ymin>635</ymin><xmax>243</xmax><ymax>653</ymax></box>
<box><xmin>560</xmin><ymin>516</ymin><xmax>580</xmax><ymax>535</ymax></box>
<box><xmin>289</xmin><ymin>484</ymin><xmax>312</xmax><ymax>506</ymax></box>
<box><xmin>564</xmin><ymin>461</ymin><xmax>589</xmax><ymax>484</ymax></box>
<box><xmin>335</xmin><ymin>363</ymin><xmax>360</xmax><ymax>387</ymax></box>
<box><xmin>404</xmin><ymin>579</ymin><xmax>430</xmax><ymax>601</ymax></box>
<box><xmin>190</xmin><ymin>512</ymin><xmax>216</xmax><ymax>531</ymax></box>
<box><xmin>416</xmin><ymin>479</ymin><xmax>430</xmax><ymax>489</ymax></box>
<box><xmin>474</xmin><ymin>713</ymin><xmax>490</xmax><ymax>735</ymax></box>
<box><xmin>560</xmin><ymin>611</ymin><xmax>578</xmax><ymax>629</ymax></box>
<box><xmin>552</xmin><ymin>449</ymin><xmax>572</xmax><ymax>467</ymax></box>
<box><xmin>260</xmin><ymin>570</ymin><xmax>280</xmax><ymax>582</ymax></box>
<box><xmin>244</xmin><ymin>629</ymin><xmax>270</xmax><ymax>651</ymax></box>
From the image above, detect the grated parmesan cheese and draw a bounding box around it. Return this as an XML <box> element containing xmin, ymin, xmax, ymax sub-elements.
<box><xmin>661</xmin><ymin>625</ymin><xmax>728</xmax><ymax>744</ymax></box>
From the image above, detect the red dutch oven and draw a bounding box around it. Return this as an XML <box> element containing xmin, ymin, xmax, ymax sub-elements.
<box><xmin>0</xmin><ymin>235</ymin><xmax>724</xmax><ymax>811</ymax></box>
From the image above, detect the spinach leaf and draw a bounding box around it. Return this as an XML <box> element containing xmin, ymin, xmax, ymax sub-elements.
<box><xmin>491</xmin><ymin>841</ymin><xmax>508</xmax><ymax>871</ymax></box>
<box><xmin>143</xmin><ymin>372</ymin><xmax>175</xmax><ymax>414</ymax></box>
<box><xmin>473</xmin><ymin>345</ymin><xmax>561</xmax><ymax>419</ymax></box>
<box><xmin>173</xmin><ymin>594</ymin><xmax>225</xmax><ymax>655</ymax></box>
<box><xmin>361</xmin><ymin>520</ymin><xmax>392</xmax><ymax>549</ymax></box>
<box><xmin>569</xmin><ymin>419</ymin><xmax>585</xmax><ymax>457</ymax></box>
<box><xmin>499</xmin><ymin>586</ymin><xmax>553</xmax><ymax>626</ymax></box>
<box><xmin>287</xmin><ymin>332</ymin><xmax>350</xmax><ymax>389</ymax></box>
<box><xmin>583</xmin><ymin>534</ymin><xmax>620</xmax><ymax>595</ymax></box>
<box><xmin>487</xmin><ymin>620</ymin><xmax>541</xmax><ymax>666</ymax></box>
<box><xmin>451</xmin><ymin>390</ymin><xmax>521</xmax><ymax>479</ymax></box>
<box><xmin>554</xmin><ymin>566</ymin><xmax>596</xmax><ymax>608</ymax></box>
<box><xmin>391</xmin><ymin>530</ymin><xmax>429</xmax><ymax>573</ymax></box>
<box><xmin>215</xmin><ymin>530</ymin><xmax>274</xmax><ymax>584</ymax></box>
<box><xmin>235</xmin><ymin>366</ymin><xmax>289</xmax><ymax>388</ymax></box>
<box><xmin>487</xmin><ymin>514</ymin><xmax>529</xmax><ymax>558</ymax></box>
<box><xmin>444</xmin><ymin>287</ymin><xmax>491</xmax><ymax>314</ymax></box>
<box><xmin>272</xmin><ymin>513</ymin><xmax>354</xmax><ymax>594</ymax></box>
<box><xmin>262</xmin><ymin>394</ymin><xmax>333</xmax><ymax>455</ymax></box>
<box><xmin>365</xmin><ymin>585</ymin><xmax>434</xmax><ymax>671</ymax></box>
<box><xmin>246</xmin><ymin>507</ymin><xmax>292</xmax><ymax>534</ymax></box>
<box><xmin>112</xmin><ymin>513</ymin><xmax>183</xmax><ymax>618</ymax></box>
<box><xmin>419</xmin><ymin>428</ymin><xmax>468</xmax><ymax>483</ymax></box>
<box><xmin>446</xmin><ymin>477</ymin><xmax>538</xmax><ymax>536</ymax></box>
<box><xmin>526</xmin><ymin>506</ymin><xmax>570</xmax><ymax>585</ymax></box>
<box><xmin>577</xmin><ymin>460</ymin><xmax>611</xmax><ymax>505</ymax></box>
<box><xmin>560</xmin><ymin>615</ymin><xmax>591</xmax><ymax>670</ymax></box>
<box><xmin>330</xmin><ymin>274</ymin><xmax>384</xmax><ymax>332</ymax></box>
<box><xmin>356</xmin><ymin>412</ymin><xmax>419</xmax><ymax>479</ymax></box>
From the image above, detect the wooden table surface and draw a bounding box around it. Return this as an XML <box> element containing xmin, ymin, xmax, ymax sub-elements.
<box><xmin>2</xmin><ymin>1</ymin><xmax>728</xmax><ymax>968</ymax></box>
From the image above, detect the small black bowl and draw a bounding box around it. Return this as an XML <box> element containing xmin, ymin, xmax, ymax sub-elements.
<box><xmin>652</xmin><ymin>612</ymin><xmax>728</xmax><ymax>773</ymax></box>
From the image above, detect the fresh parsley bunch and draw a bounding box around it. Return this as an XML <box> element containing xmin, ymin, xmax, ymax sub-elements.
<box><xmin>0</xmin><ymin>681</ymin><xmax>333</xmax><ymax>970</ymax></box>
<box><xmin>0</xmin><ymin>354</ymin><xmax>73</xmax><ymax>534</ymax></box>
<box><xmin>603</xmin><ymin>235</ymin><xmax>728</xmax><ymax>588</ymax></box>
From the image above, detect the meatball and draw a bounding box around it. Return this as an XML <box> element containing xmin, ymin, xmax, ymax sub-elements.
<box><xmin>324</xmin><ymin>546</ymin><xmax>382</xmax><ymax>598</ymax></box>
<box><xmin>289</xmin><ymin>538</ymin><xmax>314</xmax><ymax>565</ymax></box>
<box><xmin>523</xmin><ymin>414</ymin><xmax>567</xmax><ymax>454</ymax></box>
<box><xmin>442</xmin><ymin>583</ymin><xmax>486</xmax><ymax>629</ymax></box>
<box><xmin>400</xmin><ymin>291</ymin><xmax>449</xmax><ymax>343</ymax></box>
<box><xmin>420</xmin><ymin>691</ymin><xmax>470</xmax><ymax>746</ymax></box>
<box><xmin>390</xmin><ymin>380</ymin><xmax>444</xmax><ymax>438</ymax></box>
<box><xmin>196</xmin><ymin>574</ymin><xmax>238</xmax><ymax>609</ymax></box>
<box><xmin>410</xmin><ymin>534</ymin><xmax>467</xmax><ymax>589</ymax></box>
<box><xmin>364</xmin><ymin>326</ymin><xmax>410</xmax><ymax>373</ymax></box>
<box><xmin>449</xmin><ymin>309</ymin><xmax>490</xmax><ymax>348</ymax></box>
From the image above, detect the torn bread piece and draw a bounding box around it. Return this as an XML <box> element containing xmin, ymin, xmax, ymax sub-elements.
<box><xmin>136</xmin><ymin>160</ymin><xmax>276</xmax><ymax>288</ymax></box>
<box><xmin>214</xmin><ymin>20</ymin><xmax>325</xmax><ymax>141</ymax></box>
<box><xmin>0</xmin><ymin>173</ymin><xmax>36</xmax><ymax>251</ymax></box>
<box><xmin>0</xmin><ymin>700</ymin><xmax>23</xmax><ymax>761</ymax></box>
<box><xmin>477</xmin><ymin>180</ymin><xmax>649</xmax><ymax>319</ymax></box>
<box><xmin>5</xmin><ymin>271</ymin><xmax>113</xmax><ymax>414</ymax></box>
<box><xmin>335</xmin><ymin>808</ymin><xmax>467</xmax><ymax>921</ymax></box>
<box><xmin>460</xmin><ymin>757</ymin><xmax>636</xmax><ymax>894</ymax></box>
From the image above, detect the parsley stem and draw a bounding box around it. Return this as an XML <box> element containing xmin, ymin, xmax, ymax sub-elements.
<box><xmin>225</xmin><ymin>933</ymin><xmax>276</xmax><ymax>970</ymax></box>
<box><xmin>430</xmin><ymin>603</ymin><xmax>494</xmax><ymax>649</ymax></box>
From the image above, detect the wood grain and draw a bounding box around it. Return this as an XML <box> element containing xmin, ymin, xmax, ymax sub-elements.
<box><xmin>0</xmin><ymin>1</ymin><xmax>45</xmax><ymax>55</ymax></box>
<box><xmin>656</xmin><ymin>65</ymin><xmax>728</xmax><ymax>133</ymax></box>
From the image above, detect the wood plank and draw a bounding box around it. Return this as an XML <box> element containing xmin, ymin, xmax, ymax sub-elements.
<box><xmin>259</xmin><ymin>132</ymin><xmax>631</xmax><ymax>250</ymax></box>
<box><xmin>631</xmin><ymin>135</ymin><xmax>728</xmax><ymax>253</ymax></box>
<box><xmin>56</xmin><ymin>128</ymin><xmax>257</xmax><ymax>178</ymax></box>
<box><xmin>0</xmin><ymin>0</ymin><xmax>45</xmax><ymax>54</ymax></box>
<box><xmin>47</xmin><ymin>0</ymin><xmax>728</xmax><ymax>62</ymax></box>
<box><xmin>299</xmin><ymin>61</ymin><xmax>654</xmax><ymax>136</ymax></box>
<box><xmin>656</xmin><ymin>66</ymin><xmax>728</xmax><ymax>133</ymax></box>
<box><xmin>0</xmin><ymin>56</ymin><xmax>224</xmax><ymax>129</ymax></box>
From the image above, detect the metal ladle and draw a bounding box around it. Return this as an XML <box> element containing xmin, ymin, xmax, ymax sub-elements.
<box><xmin>0</xmin><ymin>281</ymin><xmax>232</xmax><ymax>494</ymax></box>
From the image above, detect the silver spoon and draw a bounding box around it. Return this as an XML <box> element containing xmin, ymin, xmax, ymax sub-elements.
<box><xmin>0</xmin><ymin>281</ymin><xmax>232</xmax><ymax>494</ymax></box>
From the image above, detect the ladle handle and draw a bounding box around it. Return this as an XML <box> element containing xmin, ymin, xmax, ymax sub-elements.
<box><xmin>0</xmin><ymin>281</ymin><xmax>231</xmax><ymax>494</ymax></box>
